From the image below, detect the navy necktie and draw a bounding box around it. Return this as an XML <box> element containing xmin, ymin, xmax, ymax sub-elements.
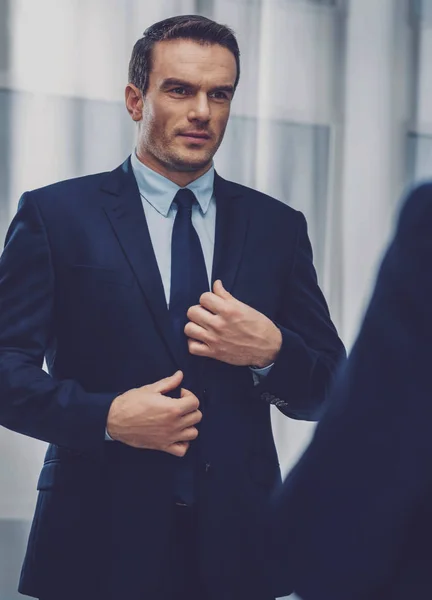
<box><xmin>170</xmin><ymin>188</ymin><xmax>210</xmax><ymax>364</ymax></box>
<box><xmin>169</xmin><ymin>188</ymin><xmax>210</xmax><ymax>506</ymax></box>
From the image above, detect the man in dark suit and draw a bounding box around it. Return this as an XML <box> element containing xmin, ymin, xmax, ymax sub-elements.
<box><xmin>273</xmin><ymin>184</ymin><xmax>432</xmax><ymax>600</ymax></box>
<box><xmin>0</xmin><ymin>15</ymin><xmax>344</xmax><ymax>600</ymax></box>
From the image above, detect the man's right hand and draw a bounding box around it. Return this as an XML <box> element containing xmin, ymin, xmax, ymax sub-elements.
<box><xmin>106</xmin><ymin>371</ymin><xmax>202</xmax><ymax>457</ymax></box>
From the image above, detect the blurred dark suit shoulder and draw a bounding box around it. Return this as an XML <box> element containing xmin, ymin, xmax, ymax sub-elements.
<box><xmin>272</xmin><ymin>182</ymin><xmax>432</xmax><ymax>600</ymax></box>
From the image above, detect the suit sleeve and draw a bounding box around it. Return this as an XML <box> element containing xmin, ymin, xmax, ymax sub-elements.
<box><xmin>271</xmin><ymin>185</ymin><xmax>432</xmax><ymax>600</ymax></box>
<box><xmin>0</xmin><ymin>193</ymin><xmax>116</xmax><ymax>454</ymax></box>
<box><xmin>254</xmin><ymin>211</ymin><xmax>346</xmax><ymax>420</ymax></box>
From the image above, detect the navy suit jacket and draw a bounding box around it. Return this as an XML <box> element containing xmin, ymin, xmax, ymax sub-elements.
<box><xmin>0</xmin><ymin>158</ymin><xmax>344</xmax><ymax>600</ymax></box>
<box><xmin>273</xmin><ymin>184</ymin><xmax>432</xmax><ymax>600</ymax></box>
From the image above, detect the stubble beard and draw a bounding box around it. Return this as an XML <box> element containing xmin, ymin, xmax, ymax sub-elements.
<box><xmin>141</xmin><ymin>121</ymin><xmax>225</xmax><ymax>174</ymax></box>
<box><xmin>154</xmin><ymin>134</ymin><xmax>218</xmax><ymax>173</ymax></box>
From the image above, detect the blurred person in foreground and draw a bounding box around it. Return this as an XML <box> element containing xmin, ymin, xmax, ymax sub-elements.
<box><xmin>273</xmin><ymin>184</ymin><xmax>432</xmax><ymax>600</ymax></box>
<box><xmin>0</xmin><ymin>14</ymin><xmax>344</xmax><ymax>600</ymax></box>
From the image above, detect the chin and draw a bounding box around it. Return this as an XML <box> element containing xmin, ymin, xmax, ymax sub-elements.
<box><xmin>171</xmin><ymin>154</ymin><xmax>213</xmax><ymax>173</ymax></box>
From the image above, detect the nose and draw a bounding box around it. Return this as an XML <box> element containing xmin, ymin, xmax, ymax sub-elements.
<box><xmin>188</xmin><ymin>92</ymin><xmax>211</xmax><ymax>123</ymax></box>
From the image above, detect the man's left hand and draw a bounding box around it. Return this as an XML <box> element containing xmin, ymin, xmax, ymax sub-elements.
<box><xmin>185</xmin><ymin>280</ymin><xmax>282</xmax><ymax>367</ymax></box>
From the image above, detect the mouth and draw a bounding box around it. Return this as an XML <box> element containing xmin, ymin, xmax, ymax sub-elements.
<box><xmin>178</xmin><ymin>132</ymin><xmax>211</xmax><ymax>144</ymax></box>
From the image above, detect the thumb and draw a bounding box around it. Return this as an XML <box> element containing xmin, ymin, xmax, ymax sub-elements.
<box><xmin>146</xmin><ymin>370</ymin><xmax>183</xmax><ymax>394</ymax></box>
<box><xmin>213</xmin><ymin>279</ymin><xmax>232</xmax><ymax>299</ymax></box>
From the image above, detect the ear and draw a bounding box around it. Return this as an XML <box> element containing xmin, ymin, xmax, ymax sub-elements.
<box><xmin>125</xmin><ymin>84</ymin><xmax>144</xmax><ymax>122</ymax></box>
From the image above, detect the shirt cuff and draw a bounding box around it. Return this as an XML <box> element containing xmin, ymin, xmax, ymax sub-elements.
<box><xmin>105</xmin><ymin>428</ymin><xmax>114</xmax><ymax>441</ymax></box>
<box><xmin>249</xmin><ymin>363</ymin><xmax>274</xmax><ymax>386</ymax></box>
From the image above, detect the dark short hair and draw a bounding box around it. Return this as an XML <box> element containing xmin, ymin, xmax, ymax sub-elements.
<box><xmin>128</xmin><ymin>15</ymin><xmax>240</xmax><ymax>95</ymax></box>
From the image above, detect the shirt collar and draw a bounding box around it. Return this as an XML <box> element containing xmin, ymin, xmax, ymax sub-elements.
<box><xmin>130</xmin><ymin>150</ymin><xmax>214</xmax><ymax>217</ymax></box>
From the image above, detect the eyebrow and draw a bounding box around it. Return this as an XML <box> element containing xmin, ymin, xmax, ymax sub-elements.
<box><xmin>160</xmin><ymin>78</ymin><xmax>234</xmax><ymax>95</ymax></box>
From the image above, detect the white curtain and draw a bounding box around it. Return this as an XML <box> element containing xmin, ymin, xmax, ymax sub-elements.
<box><xmin>1</xmin><ymin>0</ymin><xmax>432</xmax><ymax>598</ymax></box>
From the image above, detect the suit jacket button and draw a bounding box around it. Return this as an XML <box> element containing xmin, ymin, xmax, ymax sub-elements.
<box><xmin>260</xmin><ymin>392</ymin><xmax>275</xmax><ymax>402</ymax></box>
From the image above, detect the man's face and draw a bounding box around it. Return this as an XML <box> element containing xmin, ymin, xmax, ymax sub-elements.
<box><xmin>135</xmin><ymin>39</ymin><xmax>237</xmax><ymax>174</ymax></box>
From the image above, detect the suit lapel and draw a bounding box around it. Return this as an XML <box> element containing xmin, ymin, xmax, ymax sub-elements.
<box><xmin>99</xmin><ymin>161</ymin><xmax>251</xmax><ymax>375</ymax></box>
<box><xmin>198</xmin><ymin>172</ymin><xmax>251</xmax><ymax>388</ymax></box>
<box><xmin>211</xmin><ymin>172</ymin><xmax>250</xmax><ymax>293</ymax></box>
<box><xmin>101</xmin><ymin>158</ymin><xmax>182</xmax><ymax>368</ymax></box>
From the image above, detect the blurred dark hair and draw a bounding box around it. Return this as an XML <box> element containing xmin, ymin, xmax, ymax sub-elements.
<box><xmin>128</xmin><ymin>15</ymin><xmax>240</xmax><ymax>95</ymax></box>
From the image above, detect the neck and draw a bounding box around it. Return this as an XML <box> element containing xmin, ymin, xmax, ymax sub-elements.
<box><xmin>136</xmin><ymin>150</ymin><xmax>212</xmax><ymax>187</ymax></box>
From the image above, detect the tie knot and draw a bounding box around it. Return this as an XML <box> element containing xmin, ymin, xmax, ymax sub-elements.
<box><xmin>173</xmin><ymin>188</ymin><xmax>197</xmax><ymax>211</ymax></box>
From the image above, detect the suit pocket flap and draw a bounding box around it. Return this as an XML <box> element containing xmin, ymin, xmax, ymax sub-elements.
<box><xmin>37</xmin><ymin>461</ymin><xmax>60</xmax><ymax>490</ymax></box>
<box><xmin>37</xmin><ymin>460</ymin><xmax>92</xmax><ymax>490</ymax></box>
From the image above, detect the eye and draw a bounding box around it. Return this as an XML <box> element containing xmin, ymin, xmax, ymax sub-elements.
<box><xmin>171</xmin><ymin>87</ymin><xmax>188</xmax><ymax>96</ymax></box>
<box><xmin>211</xmin><ymin>91</ymin><xmax>229</xmax><ymax>100</ymax></box>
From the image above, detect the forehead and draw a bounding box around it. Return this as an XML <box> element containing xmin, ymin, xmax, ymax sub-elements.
<box><xmin>150</xmin><ymin>39</ymin><xmax>237</xmax><ymax>86</ymax></box>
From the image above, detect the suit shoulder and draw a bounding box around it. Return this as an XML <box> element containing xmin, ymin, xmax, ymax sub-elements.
<box><xmin>398</xmin><ymin>181</ymin><xmax>432</xmax><ymax>239</ymax></box>
<box><xmin>228</xmin><ymin>180</ymin><xmax>301</xmax><ymax>220</ymax></box>
<box><xmin>24</xmin><ymin>171</ymin><xmax>110</xmax><ymax>208</ymax></box>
